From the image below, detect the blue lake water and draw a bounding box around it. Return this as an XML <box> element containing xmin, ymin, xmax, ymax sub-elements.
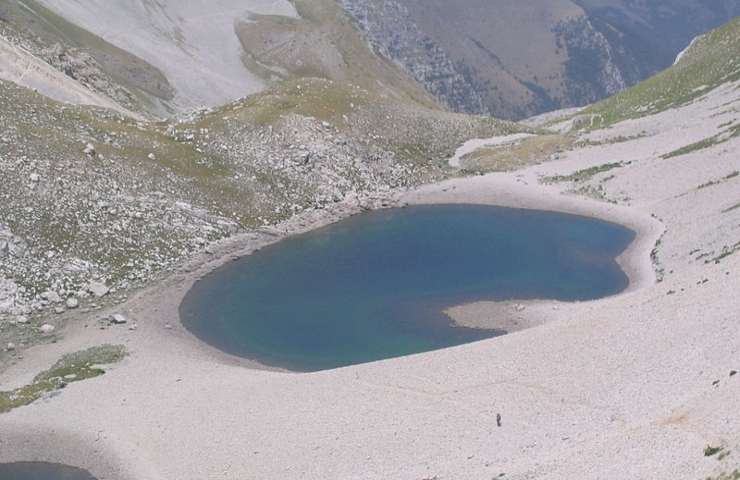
<box><xmin>0</xmin><ymin>462</ymin><xmax>97</xmax><ymax>480</ymax></box>
<box><xmin>181</xmin><ymin>204</ymin><xmax>634</xmax><ymax>371</ymax></box>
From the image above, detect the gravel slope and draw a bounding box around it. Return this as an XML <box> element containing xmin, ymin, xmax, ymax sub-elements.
<box><xmin>0</xmin><ymin>74</ymin><xmax>738</xmax><ymax>480</ymax></box>
<box><xmin>34</xmin><ymin>0</ymin><xmax>298</xmax><ymax>111</ymax></box>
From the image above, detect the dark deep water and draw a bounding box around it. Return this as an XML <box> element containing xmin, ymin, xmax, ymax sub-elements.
<box><xmin>0</xmin><ymin>462</ymin><xmax>97</xmax><ymax>480</ymax></box>
<box><xmin>181</xmin><ymin>204</ymin><xmax>635</xmax><ymax>371</ymax></box>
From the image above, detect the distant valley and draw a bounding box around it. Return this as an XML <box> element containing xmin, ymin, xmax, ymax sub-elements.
<box><xmin>342</xmin><ymin>0</ymin><xmax>740</xmax><ymax>119</ymax></box>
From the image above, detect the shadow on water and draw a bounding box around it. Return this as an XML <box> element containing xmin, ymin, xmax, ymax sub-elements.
<box><xmin>181</xmin><ymin>204</ymin><xmax>635</xmax><ymax>372</ymax></box>
<box><xmin>0</xmin><ymin>462</ymin><xmax>97</xmax><ymax>480</ymax></box>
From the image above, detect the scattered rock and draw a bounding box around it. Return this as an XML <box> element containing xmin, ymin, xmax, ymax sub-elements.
<box><xmin>66</xmin><ymin>297</ymin><xmax>80</xmax><ymax>309</ymax></box>
<box><xmin>6</xmin><ymin>342</ymin><xmax>16</xmax><ymax>351</ymax></box>
<box><xmin>29</xmin><ymin>173</ymin><xmax>40</xmax><ymax>183</ymax></box>
<box><xmin>147</xmin><ymin>152</ymin><xmax>156</xmax><ymax>161</ymax></box>
<box><xmin>0</xmin><ymin>228</ymin><xmax>28</xmax><ymax>258</ymax></box>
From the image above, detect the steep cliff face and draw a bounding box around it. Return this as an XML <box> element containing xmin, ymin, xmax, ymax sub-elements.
<box><xmin>340</xmin><ymin>1</ymin><xmax>489</xmax><ymax>115</ymax></box>
<box><xmin>342</xmin><ymin>0</ymin><xmax>739</xmax><ymax>119</ymax></box>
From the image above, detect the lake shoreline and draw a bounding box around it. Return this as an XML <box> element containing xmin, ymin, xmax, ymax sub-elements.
<box><xmin>0</xmin><ymin>171</ymin><xmax>663</xmax><ymax>480</ymax></box>
<box><xmin>401</xmin><ymin>174</ymin><xmax>663</xmax><ymax>333</ymax></box>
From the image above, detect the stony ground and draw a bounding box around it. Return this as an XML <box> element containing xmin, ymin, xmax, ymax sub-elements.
<box><xmin>0</xmin><ymin>72</ymin><xmax>519</xmax><ymax>362</ymax></box>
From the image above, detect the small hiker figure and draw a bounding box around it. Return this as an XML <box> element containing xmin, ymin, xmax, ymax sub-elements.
<box><xmin>496</xmin><ymin>413</ymin><xmax>502</xmax><ymax>427</ymax></box>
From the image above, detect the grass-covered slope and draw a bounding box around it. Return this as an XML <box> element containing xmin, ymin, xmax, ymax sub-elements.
<box><xmin>585</xmin><ymin>16</ymin><xmax>740</xmax><ymax>127</ymax></box>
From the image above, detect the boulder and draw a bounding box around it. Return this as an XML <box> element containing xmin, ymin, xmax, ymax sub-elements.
<box><xmin>42</xmin><ymin>290</ymin><xmax>63</xmax><ymax>304</ymax></box>
<box><xmin>66</xmin><ymin>297</ymin><xmax>79</xmax><ymax>309</ymax></box>
<box><xmin>87</xmin><ymin>281</ymin><xmax>110</xmax><ymax>298</ymax></box>
<box><xmin>39</xmin><ymin>324</ymin><xmax>55</xmax><ymax>334</ymax></box>
<box><xmin>0</xmin><ymin>227</ymin><xmax>27</xmax><ymax>258</ymax></box>
<box><xmin>110</xmin><ymin>313</ymin><xmax>127</xmax><ymax>325</ymax></box>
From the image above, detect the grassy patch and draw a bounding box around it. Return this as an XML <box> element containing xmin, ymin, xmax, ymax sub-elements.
<box><xmin>707</xmin><ymin>471</ymin><xmax>740</xmax><ymax>480</ymax></box>
<box><xmin>460</xmin><ymin>134</ymin><xmax>572</xmax><ymax>172</ymax></box>
<box><xmin>707</xmin><ymin>446</ymin><xmax>726</xmax><ymax>457</ymax></box>
<box><xmin>663</xmin><ymin>137</ymin><xmax>720</xmax><ymax>159</ymax></box>
<box><xmin>707</xmin><ymin>241</ymin><xmax>740</xmax><ymax>264</ymax></box>
<box><xmin>662</xmin><ymin>123</ymin><xmax>740</xmax><ymax>159</ymax></box>
<box><xmin>0</xmin><ymin>345</ymin><xmax>126</xmax><ymax>414</ymax></box>
<box><xmin>574</xmin><ymin>132</ymin><xmax>649</xmax><ymax>147</ymax></box>
<box><xmin>698</xmin><ymin>171</ymin><xmax>740</xmax><ymax>190</ymax></box>
<box><xmin>238</xmin><ymin>79</ymin><xmax>365</xmax><ymax>126</ymax></box>
<box><xmin>542</xmin><ymin>162</ymin><xmax>624</xmax><ymax>184</ymax></box>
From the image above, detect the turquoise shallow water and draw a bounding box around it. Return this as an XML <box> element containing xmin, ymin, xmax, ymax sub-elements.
<box><xmin>0</xmin><ymin>462</ymin><xmax>97</xmax><ymax>480</ymax></box>
<box><xmin>181</xmin><ymin>204</ymin><xmax>635</xmax><ymax>371</ymax></box>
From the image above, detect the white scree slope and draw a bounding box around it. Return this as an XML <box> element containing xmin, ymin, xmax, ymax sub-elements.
<box><xmin>34</xmin><ymin>0</ymin><xmax>298</xmax><ymax>111</ymax></box>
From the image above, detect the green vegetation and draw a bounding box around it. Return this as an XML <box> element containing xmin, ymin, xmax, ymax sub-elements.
<box><xmin>708</xmin><ymin>241</ymin><xmax>740</xmax><ymax>263</ymax></box>
<box><xmin>706</xmin><ymin>470</ymin><xmax>740</xmax><ymax>480</ymax></box>
<box><xmin>460</xmin><ymin>134</ymin><xmax>570</xmax><ymax>173</ymax></box>
<box><xmin>234</xmin><ymin>79</ymin><xmax>366</xmax><ymax>126</ymax></box>
<box><xmin>542</xmin><ymin>162</ymin><xmax>624</xmax><ymax>184</ymax></box>
<box><xmin>0</xmin><ymin>345</ymin><xmax>126</xmax><ymax>414</ymax></box>
<box><xmin>663</xmin><ymin>125</ymin><xmax>740</xmax><ymax>159</ymax></box>
<box><xmin>663</xmin><ymin>137</ymin><xmax>721</xmax><ymax>159</ymax></box>
<box><xmin>573</xmin><ymin>132</ymin><xmax>649</xmax><ymax>147</ymax></box>
<box><xmin>584</xmin><ymin>17</ymin><xmax>740</xmax><ymax>128</ymax></box>
<box><xmin>706</xmin><ymin>446</ymin><xmax>726</xmax><ymax>457</ymax></box>
<box><xmin>697</xmin><ymin>172</ymin><xmax>740</xmax><ymax>190</ymax></box>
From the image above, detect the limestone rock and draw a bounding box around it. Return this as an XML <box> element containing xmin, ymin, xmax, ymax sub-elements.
<box><xmin>39</xmin><ymin>324</ymin><xmax>55</xmax><ymax>334</ymax></box>
<box><xmin>42</xmin><ymin>290</ymin><xmax>63</xmax><ymax>304</ymax></box>
<box><xmin>0</xmin><ymin>277</ymin><xmax>19</xmax><ymax>313</ymax></box>
<box><xmin>87</xmin><ymin>281</ymin><xmax>110</xmax><ymax>298</ymax></box>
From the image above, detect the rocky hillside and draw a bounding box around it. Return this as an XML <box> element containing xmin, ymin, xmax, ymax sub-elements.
<box><xmin>0</xmin><ymin>0</ymin><xmax>434</xmax><ymax>117</ymax></box>
<box><xmin>0</xmin><ymin>0</ymin><xmax>520</xmax><ymax>348</ymax></box>
<box><xmin>341</xmin><ymin>0</ymin><xmax>739</xmax><ymax>119</ymax></box>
